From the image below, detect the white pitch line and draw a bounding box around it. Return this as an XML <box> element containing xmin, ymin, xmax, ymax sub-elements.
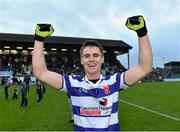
<box><xmin>119</xmin><ymin>99</ymin><xmax>180</xmax><ymax>122</ymax></box>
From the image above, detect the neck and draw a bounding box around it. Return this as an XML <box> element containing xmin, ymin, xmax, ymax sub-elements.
<box><xmin>86</xmin><ymin>72</ymin><xmax>101</xmax><ymax>80</ymax></box>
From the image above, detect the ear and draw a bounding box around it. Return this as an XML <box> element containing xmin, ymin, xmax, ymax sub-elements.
<box><xmin>101</xmin><ymin>56</ymin><xmax>104</xmax><ymax>63</ymax></box>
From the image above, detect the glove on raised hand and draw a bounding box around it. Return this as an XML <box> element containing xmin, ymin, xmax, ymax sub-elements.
<box><xmin>126</xmin><ymin>15</ymin><xmax>147</xmax><ymax>37</ymax></box>
<box><xmin>34</xmin><ymin>24</ymin><xmax>54</xmax><ymax>42</ymax></box>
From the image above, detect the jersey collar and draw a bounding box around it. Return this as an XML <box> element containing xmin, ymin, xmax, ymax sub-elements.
<box><xmin>84</xmin><ymin>74</ymin><xmax>104</xmax><ymax>86</ymax></box>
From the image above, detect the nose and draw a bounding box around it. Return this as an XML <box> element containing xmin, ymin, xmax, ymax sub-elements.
<box><xmin>89</xmin><ymin>55</ymin><xmax>94</xmax><ymax>61</ymax></box>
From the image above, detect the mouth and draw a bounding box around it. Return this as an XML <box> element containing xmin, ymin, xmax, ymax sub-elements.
<box><xmin>87</xmin><ymin>63</ymin><xmax>96</xmax><ymax>68</ymax></box>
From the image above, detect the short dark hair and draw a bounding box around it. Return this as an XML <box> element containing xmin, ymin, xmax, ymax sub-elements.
<box><xmin>80</xmin><ymin>40</ymin><xmax>104</xmax><ymax>58</ymax></box>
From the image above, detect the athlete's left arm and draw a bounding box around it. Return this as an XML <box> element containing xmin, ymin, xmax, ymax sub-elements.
<box><xmin>125</xmin><ymin>35</ymin><xmax>153</xmax><ymax>85</ymax></box>
<box><xmin>124</xmin><ymin>15</ymin><xmax>153</xmax><ymax>86</ymax></box>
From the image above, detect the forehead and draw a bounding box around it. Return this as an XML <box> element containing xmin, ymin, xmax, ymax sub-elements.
<box><xmin>82</xmin><ymin>46</ymin><xmax>101</xmax><ymax>55</ymax></box>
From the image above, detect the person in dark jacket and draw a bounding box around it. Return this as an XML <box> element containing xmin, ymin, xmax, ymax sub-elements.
<box><xmin>36</xmin><ymin>79</ymin><xmax>44</xmax><ymax>103</ymax></box>
<box><xmin>24</xmin><ymin>73</ymin><xmax>31</xmax><ymax>92</ymax></box>
<box><xmin>21</xmin><ymin>81</ymin><xmax>28</xmax><ymax>107</ymax></box>
<box><xmin>2</xmin><ymin>77</ymin><xmax>11</xmax><ymax>99</ymax></box>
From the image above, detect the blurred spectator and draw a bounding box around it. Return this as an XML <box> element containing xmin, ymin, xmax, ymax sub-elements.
<box><xmin>2</xmin><ymin>77</ymin><xmax>11</xmax><ymax>99</ymax></box>
<box><xmin>24</xmin><ymin>73</ymin><xmax>31</xmax><ymax>92</ymax></box>
<box><xmin>36</xmin><ymin>79</ymin><xmax>44</xmax><ymax>103</ymax></box>
<box><xmin>20</xmin><ymin>82</ymin><xmax>28</xmax><ymax>107</ymax></box>
<box><xmin>12</xmin><ymin>72</ymin><xmax>19</xmax><ymax>99</ymax></box>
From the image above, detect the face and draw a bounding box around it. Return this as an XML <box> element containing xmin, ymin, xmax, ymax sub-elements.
<box><xmin>81</xmin><ymin>46</ymin><xmax>104</xmax><ymax>77</ymax></box>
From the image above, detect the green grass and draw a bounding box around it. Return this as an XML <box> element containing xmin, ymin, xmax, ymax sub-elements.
<box><xmin>119</xmin><ymin>82</ymin><xmax>180</xmax><ymax>131</ymax></box>
<box><xmin>0</xmin><ymin>86</ymin><xmax>73</xmax><ymax>131</ymax></box>
<box><xmin>0</xmin><ymin>82</ymin><xmax>180</xmax><ymax>131</ymax></box>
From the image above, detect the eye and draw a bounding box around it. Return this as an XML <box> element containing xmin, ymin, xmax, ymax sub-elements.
<box><xmin>93</xmin><ymin>53</ymin><xmax>100</xmax><ymax>57</ymax></box>
<box><xmin>83</xmin><ymin>54</ymin><xmax>90</xmax><ymax>58</ymax></box>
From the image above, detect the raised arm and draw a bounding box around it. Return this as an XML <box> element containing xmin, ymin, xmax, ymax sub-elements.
<box><xmin>125</xmin><ymin>16</ymin><xmax>153</xmax><ymax>85</ymax></box>
<box><xmin>32</xmin><ymin>24</ymin><xmax>63</xmax><ymax>89</ymax></box>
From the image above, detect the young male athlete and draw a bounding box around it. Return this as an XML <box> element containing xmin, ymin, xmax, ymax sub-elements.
<box><xmin>32</xmin><ymin>15</ymin><xmax>153</xmax><ymax>131</ymax></box>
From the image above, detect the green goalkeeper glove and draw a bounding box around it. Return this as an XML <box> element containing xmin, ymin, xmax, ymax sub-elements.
<box><xmin>34</xmin><ymin>24</ymin><xmax>54</xmax><ymax>42</ymax></box>
<box><xmin>126</xmin><ymin>15</ymin><xmax>147</xmax><ymax>37</ymax></box>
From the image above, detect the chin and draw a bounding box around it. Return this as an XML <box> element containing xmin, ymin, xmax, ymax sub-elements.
<box><xmin>86</xmin><ymin>69</ymin><xmax>100</xmax><ymax>75</ymax></box>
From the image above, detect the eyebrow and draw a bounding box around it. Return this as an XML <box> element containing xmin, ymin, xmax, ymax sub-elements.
<box><xmin>83</xmin><ymin>53</ymin><xmax>101</xmax><ymax>56</ymax></box>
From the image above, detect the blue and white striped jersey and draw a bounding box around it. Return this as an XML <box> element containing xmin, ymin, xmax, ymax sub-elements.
<box><xmin>61</xmin><ymin>72</ymin><xmax>128</xmax><ymax>131</ymax></box>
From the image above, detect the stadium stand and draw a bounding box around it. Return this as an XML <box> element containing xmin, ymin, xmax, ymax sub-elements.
<box><xmin>0</xmin><ymin>33</ymin><xmax>132</xmax><ymax>84</ymax></box>
<box><xmin>164</xmin><ymin>61</ymin><xmax>180</xmax><ymax>78</ymax></box>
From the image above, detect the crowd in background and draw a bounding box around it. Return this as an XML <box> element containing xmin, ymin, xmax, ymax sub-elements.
<box><xmin>0</xmin><ymin>53</ymin><xmax>126</xmax><ymax>77</ymax></box>
<box><xmin>0</xmin><ymin>54</ymin><xmax>32</xmax><ymax>75</ymax></box>
<box><xmin>0</xmin><ymin>53</ymin><xmax>180</xmax><ymax>84</ymax></box>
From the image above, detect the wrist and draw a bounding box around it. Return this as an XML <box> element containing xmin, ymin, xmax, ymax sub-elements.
<box><xmin>136</xmin><ymin>26</ymin><xmax>148</xmax><ymax>37</ymax></box>
<box><xmin>34</xmin><ymin>34</ymin><xmax>45</xmax><ymax>42</ymax></box>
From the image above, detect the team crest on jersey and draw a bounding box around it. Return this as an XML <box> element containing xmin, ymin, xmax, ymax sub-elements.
<box><xmin>103</xmin><ymin>84</ymin><xmax>110</xmax><ymax>94</ymax></box>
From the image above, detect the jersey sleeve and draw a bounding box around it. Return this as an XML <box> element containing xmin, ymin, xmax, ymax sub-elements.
<box><xmin>58</xmin><ymin>75</ymin><xmax>68</xmax><ymax>92</ymax></box>
<box><xmin>120</xmin><ymin>72</ymin><xmax>129</xmax><ymax>90</ymax></box>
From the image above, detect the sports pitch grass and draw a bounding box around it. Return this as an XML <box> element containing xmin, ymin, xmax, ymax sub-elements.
<box><xmin>0</xmin><ymin>82</ymin><xmax>180</xmax><ymax>131</ymax></box>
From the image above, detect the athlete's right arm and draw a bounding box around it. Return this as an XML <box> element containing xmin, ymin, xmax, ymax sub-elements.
<box><xmin>32</xmin><ymin>24</ymin><xmax>63</xmax><ymax>90</ymax></box>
